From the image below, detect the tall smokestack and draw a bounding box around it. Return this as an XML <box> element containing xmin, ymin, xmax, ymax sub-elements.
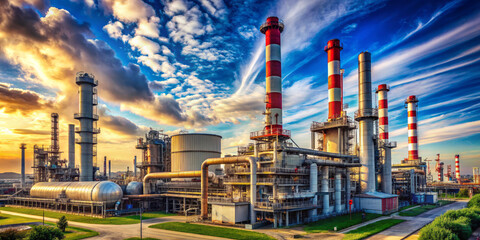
<box><xmin>104</xmin><ymin>156</ymin><xmax>107</xmax><ymax>177</ymax></box>
<box><xmin>108</xmin><ymin>160</ymin><xmax>111</xmax><ymax>179</ymax></box>
<box><xmin>134</xmin><ymin>156</ymin><xmax>137</xmax><ymax>178</ymax></box>
<box><xmin>405</xmin><ymin>95</ymin><xmax>419</xmax><ymax>161</ymax></box>
<box><xmin>436</xmin><ymin>154</ymin><xmax>441</xmax><ymax>181</ymax></box>
<box><xmin>325</xmin><ymin>39</ymin><xmax>343</xmax><ymax>120</ymax></box>
<box><xmin>455</xmin><ymin>155</ymin><xmax>460</xmax><ymax>182</ymax></box>
<box><xmin>68</xmin><ymin>124</ymin><xmax>75</xmax><ymax>168</ymax></box>
<box><xmin>261</xmin><ymin>16</ymin><xmax>284</xmax><ymax>135</ymax></box>
<box><xmin>74</xmin><ymin>72</ymin><xmax>99</xmax><ymax>181</ymax></box>
<box><xmin>377</xmin><ymin>84</ymin><xmax>392</xmax><ymax>194</ymax></box>
<box><xmin>356</xmin><ymin>51</ymin><xmax>377</xmax><ymax>193</ymax></box>
<box><xmin>20</xmin><ymin>144</ymin><xmax>26</xmax><ymax>188</ymax></box>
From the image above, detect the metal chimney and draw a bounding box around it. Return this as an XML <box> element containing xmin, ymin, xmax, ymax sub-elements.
<box><xmin>74</xmin><ymin>72</ymin><xmax>99</xmax><ymax>181</ymax></box>
<box><xmin>68</xmin><ymin>124</ymin><xmax>75</xmax><ymax>168</ymax></box>
<box><xmin>134</xmin><ymin>156</ymin><xmax>137</xmax><ymax>178</ymax></box>
<box><xmin>377</xmin><ymin>84</ymin><xmax>394</xmax><ymax>194</ymax></box>
<box><xmin>356</xmin><ymin>51</ymin><xmax>377</xmax><ymax>193</ymax></box>
<box><xmin>20</xmin><ymin>144</ymin><xmax>26</xmax><ymax>188</ymax></box>
<box><xmin>325</xmin><ymin>39</ymin><xmax>343</xmax><ymax>120</ymax></box>
<box><xmin>104</xmin><ymin>156</ymin><xmax>107</xmax><ymax>177</ymax></box>
<box><xmin>405</xmin><ymin>95</ymin><xmax>419</xmax><ymax>162</ymax></box>
<box><xmin>108</xmin><ymin>160</ymin><xmax>111</xmax><ymax>179</ymax></box>
<box><xmin>455</xmin><ymin>155</ymin><xmax>460</xmax><ymax>182</ymax></box>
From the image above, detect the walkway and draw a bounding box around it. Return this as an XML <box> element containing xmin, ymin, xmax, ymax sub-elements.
<box><xmin>0</xmin><ymin>210</ymin><xmax>230</xmax><ymax>240</ymax></box>
<box><xmin>366</xmin><ymin>200</ymin><xmax>468</xmax><ymax>240</ymax></box>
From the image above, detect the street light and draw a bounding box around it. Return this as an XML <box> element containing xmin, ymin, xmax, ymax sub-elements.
<box><xmin>140</xmin><ymin>202</ymin><xmax>143</xmax><ymax>240</ymax></box>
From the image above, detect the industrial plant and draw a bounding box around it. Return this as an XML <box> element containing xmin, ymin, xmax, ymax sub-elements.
<box><xmin>2</xmin><ymin>16</ymin><xmax>476</xmax><ymax>229</ymax></box>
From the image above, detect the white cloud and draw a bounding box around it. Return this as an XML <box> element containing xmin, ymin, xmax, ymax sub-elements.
<box><xmin>129</xmin><ymin>36</ymin><xmax>161</xmax><ymax>56</ymax></box>
<box><xmin>135</xmin><ymin>16</ymin><xmax>161</xmax><ymax>39</ymax></box>
<box><xmin>103</xmin><ymin>21</ymin><xmax>130</xmax><ymax>42</ymax></box>
<box><xmin>100</xmin><ymin>0</ymin><xmax>155</xmax><ymax>23</ymax></box>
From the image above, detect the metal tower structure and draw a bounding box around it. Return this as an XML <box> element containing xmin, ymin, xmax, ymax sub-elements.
<box><xmin>20</xmin><ymin>143</ymin><xmax>26</xmax><ymax>188</ymax></box>
<box><xmin>74</xmin><ymin>72</ymin><xmax>100</xmax><ymax>181</ymax></box>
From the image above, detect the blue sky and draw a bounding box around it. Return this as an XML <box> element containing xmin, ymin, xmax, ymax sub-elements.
<box><xmin>0</xmin><ymin>0</ymin><xmax>479</xmax><ymax>173</ymax></box>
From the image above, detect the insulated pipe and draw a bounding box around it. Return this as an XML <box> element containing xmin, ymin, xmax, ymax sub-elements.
<box><xmin>283</xmin><ymin>147</ymin><xmax>358</xmax><ymax>160</ymax></box>
<box><xmin>68</xmin><ymin>124</ymin><xmax>75</xmax><ymax>169</ymax></box>
<box><xmin>143</xmin><ymin>171</ymin><xmax>201</xmax><ymax>194</ymax></box>
<box><xmin>321</xmin><ymin>166</ymin><xmax>329</xmax><ymax>215</ymax></box>
<box><xmin>377</xmin><ymin>84</ymin><xmax>392</xmax><ymax>194</ymax></box>
<box><xmin>260</xmin><ymin>16</ymin><xmax>284</xmax><ymax>135</ymax></box>
<box><xmin>405</xmin><ymin>95</ymin><xmax>419</xmax><ymax>161</ymax></box>
<box><xmin>345</xmin><ymin>168</ymin><xmax>351</xmax><ymax>209</ymax></box>
<box><xmin>325</xmin><ymin>39</ymin><xmax>343</xmax><ymax>119</ymax></box>
<box><xmin>335</xmin><ymin>171</ymin><xmax>341</xmax><ymax>213</ymax></box>
<box><xmin>357</xmin><ymin>52</ymin><xmax>376</xmax><ymax>193</ymax></box>
<box><xmin>309</xmin><ymin>163</ymin><xmax>318</xmax><ymax>217</ymax></box>
<box><xmin>20</xmin><ymin>144</ymin><xmax>26</xmax><ymax>188</ymax></box>
<box><xmin>307</xmin><ymin>159</ymin><xmax>362</xmax><ymax>168</ymax></box>
<box><xmin>455</xmin><ymin>155</ymin><xmax>460</xmax><ymax>181</ymax></box>
<box><xmin>201</xmin><ymin>156</ymin><xmax>257</xmax><ymax>224</ymax></box>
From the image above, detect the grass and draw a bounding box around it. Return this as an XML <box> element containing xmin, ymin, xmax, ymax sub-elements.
<box><xmin>0</xmin><ymin>207</ymin><xmax>174</xmax><ymax>224</ymax></box>
<box><xmin>342</xmin><ymin>219</ymin><xmax>405</xmax><ymax>240</ymax></box>
<box><xmin>149</xmin><ymin>222</ymin><xmax>275</xmax><ymax>240</ymax></box>
<box><xmin>0</xmin><ymin>213</ymin><xmax>98</xmax><ymax>240</ymax></box>
<box><xmin>303</xmin><ymin>212</ymin><xmax>382</xmax><ymax>233</ymax></box>
<box><xmin>0</xmin><ymin>213</ymin><xmax>38</xmax><ymax>225</ymax></box>
<box><xmin>399</xmin><ymin>205</ymin><xmax>418</xmax><ymax>211</ymax></box>
<box><xmin>399</xmin><ymin>201</ymin><xmax>454</xmax><ymax>217</ymax></box>
<box><xmin>439</xmin><ymin>193</ymin><xmax>470</xmax><ymax>199</ymax></box>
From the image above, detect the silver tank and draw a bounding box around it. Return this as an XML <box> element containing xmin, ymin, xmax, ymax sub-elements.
<box><xmin>126</xmin><ymin>181</ymin><xmax>143</xmax><ymax>195</ymax></box>
<box><xmin>171</xmin><ymin>133</ymin><xmax>221</xmax><ymax>172</ymax></box>
<box><xmin>30</xmin><ymin>181</ymin><xmax>122</xmax><ymax>204</ymax></box>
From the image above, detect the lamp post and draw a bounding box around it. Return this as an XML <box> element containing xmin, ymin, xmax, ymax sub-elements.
<box><xmin>140</xmin><ymin>202</ymin><xmax>143</xmax><ymax>240</ymax></box>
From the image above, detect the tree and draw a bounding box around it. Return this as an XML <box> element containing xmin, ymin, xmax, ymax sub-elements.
<box><xmin>56</xmin><ymin>216</ymin><xmax>68</xmax><ymax>232</ymax></box>
<box><xmin>0</xmin><ymin>228</ymin><xmax>26</xmax><ymax>240</ymax></box>
<box><xmin>28</xmin><ymin>225</ymin><xmax>64</xmax><ymax>240</ymax></box>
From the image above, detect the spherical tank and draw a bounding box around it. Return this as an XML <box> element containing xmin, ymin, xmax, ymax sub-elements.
<box><xmin>171</xmin><ymin>133</ymin><xmax>222</xmax><ymax>172</ymax></box>
<box><xmin>126</xmin><ymin>181</ymin><xmax>143</xmax><ymax>195</ymax></box>
<box><xmin>30</xmin><ymin>181</ymin><xmax>122</xmax><ymax>204</ymax></box>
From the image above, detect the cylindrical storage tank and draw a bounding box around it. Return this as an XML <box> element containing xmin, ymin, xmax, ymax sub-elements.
<box><xmin>126</xmin><ymin>181</ymin><xmax>143</xmax><ymax>195</ymax></box>
<box><xmin>171</xmin><ymin>133</ymin><xmax>222</xmax><ymax>172</ymax></box>
<box><xmin>30</xmin><ymin>181</ymin><xmax>122</xmax><ymax>205</ymax></box>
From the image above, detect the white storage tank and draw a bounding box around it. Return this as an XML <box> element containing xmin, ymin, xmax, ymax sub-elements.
<box><xmin>171</xmin><ymin>133</ymin><xmax>222</xmax><ymax>172</ymax></box>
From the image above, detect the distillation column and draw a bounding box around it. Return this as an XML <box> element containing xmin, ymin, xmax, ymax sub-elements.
<box><xmin>68</xmin><ymin>124</ymin><xmax>75</xmax><ymax>168</ymax></box>
<box><xmin>377</xmin><ymin>84</ymin><xmax>393</xmax><ymax>194</ymax></box>
<box><xmin>260</xmin><ymin>17</ymin><xmax>284</xmax><ymax>134</ymax></box>
<box><xmin>405</xmin><ymin>95</ymin><xmax>419</xmax><ymax>162</ymax></box>
<box><xmin>309</xmin><ymin>163</ymin><xmax>318</xmax><ymax>217</ymax></box>
<box><xmin>20</xmin><ymin>144</ymin><xmax>26</xmax><ymax>188</ymax></box>
<box><xmin>335</xmin><ymin>171</ymin><xmax>342</xmax><ymax>213</ymax></box>
<box><xmin>455</xmin><ymin>155</ymin><xmax>460</xmax><ymax>182</ymax></box>
<box><xmin>356</xmin><ymin>52</ymin><xmax>377</xmax><ymax>193</ymax></box>
<box><xmin>74</xmin><ymin>72</ymin><xmax>99</xmax><ymax>181</ymax></box>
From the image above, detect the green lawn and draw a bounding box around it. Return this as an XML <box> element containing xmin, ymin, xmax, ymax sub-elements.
<box><xmin>0</xmin><ymin>213</ymin><xmax>98</xmax><ymax>240</ymax></box>
<box><xmin>303</xmin><ymin>213</ymin><xmax>382</xmax><ymax>233</ymax></box>
<box><xmin>149</xmin><ymin>222</ymin><xmax>275</xmax><ymax>240</ymax></box>
<box><xmin>399</xmin><ymin>205</ymin><xmax>437</xmax><ymax>216</ymax></box>
<box><xmin>0</xmin><ymin>213</ymin><xmax>39</xmax><ymax>225</ymax></box>
<box><xmin>342</xmin><ymin>219</ymin><xmax>405</xmax><ymax>240</ymax></box>
<box><xmin>399</xmin><ymin>205</ymin><xmax>417</xmax><ymax>212</ymax></box>
<box><xmin>0</xmin><ymin>207</ymin><xmax>174</xmax><ymax>224</ymax></box>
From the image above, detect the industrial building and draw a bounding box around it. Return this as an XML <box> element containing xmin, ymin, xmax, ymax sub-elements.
<box><xmin>10</xmin><ymin>15</ymin><xmax>471</xmax><ymax>228</ymax></box>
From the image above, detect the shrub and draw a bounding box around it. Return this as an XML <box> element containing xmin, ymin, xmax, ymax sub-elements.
<box><xmin>419</xmin><ymin>224</ymin><xmax>459</xmax><ymax>240</ymax></box>
<box><xmin>27</xmin><ymin>225</ymin><xmax>64</xmax><ymax>240</ymax></box>
<box><xmin>443</xmin><ymin>208</ymin><xmax>480</xmax><ymax>229</ymax></box>
<box><xmin>0</xmin><ymin>228</ymin><xmax>26</xmax><ymax>240</ymax></box>
<box><xmin>56</xmin><ymin>216</ymin><xmax>68</xmax><ymax>232</ymax></box>
<box><xmin>457</xmin><ymin>189</ymin><xmax>469</xmax><ymax>198</ymax></box>
<box><xmin>431</xmin><ymin>216</ymin><xmax>471</xmax><ymax>240</ymax></box>
<box><xmin>467</xmin><ymin>194</ymin><xmax>480</xmax><ymax>208</ymax></box>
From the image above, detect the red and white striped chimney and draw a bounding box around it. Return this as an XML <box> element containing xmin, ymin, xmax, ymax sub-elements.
<box><xmin>455</xmin><ymin>154</ymin><xmax>460</xmax><ymax>181</ymax></box>
<box><xmin>377</xmin><ymin>84</ymin><xmax>389</xmax><ymax>141</ymax></box>
<box><xmin>405</xmin><ymin>95</ymin><xmax>419</xmax><ymax>161</ymax></box>
<box><xmin>325</xmin><ymin>39</ymin><xmax>343</xmax><ymax>120</ymax></box>
<box><xmin>261</xmin><ymin>17</ymin><xmax>284</xmax><ymax>134</ymax></box>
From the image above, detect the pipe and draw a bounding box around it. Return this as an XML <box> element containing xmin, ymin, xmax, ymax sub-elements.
<box><xmin>260</xmin><ymin>16</ymin><xmax>284</xmax><ymax>135</ymax></box>
<box><xmin>357</xmin><ymin>51</ymin><xmax>376</xmax><ymax>193</ymax></box>
<box><xmin>322</xmin><ymin>166</ymin><xmax>329</xmax><ymax>215</ymax></box>
<box><xmin>283</xmin><ymin>147</ymin><xmax>358</xmax><ymax>160</ymax></box>
<box><xmin>201</xmin><ymin>156</ymin><xmax>257</xmax><ymax>224</ymax></box>
<box><xmin>309</xmin><ymin>163</ymin><xmax>318</xmax><ymax>217</ymax></box>
<box><xmin>325</xmin><ymin>39</ymin><xmax>343</xmax><ymax>119</ymax></box>
<box><xmin>307</xmin><ymin>159</ymin><xmax>362</xmax><ymax>168</ymax></box>
<box><xmin>143</xmin><ymin>171</ymin><xmax>201</xmax><ymax>194</ymax></box>
<box><xmin>335</xmin><ymin>171</ymin><xmax>341</xmax><ymax>213</ymax></box>
<box><xmin>68</xmin><ymin>124</ymin><xmax>75</xmax><ymax>169</ymax></box>
<box><xmin>20</xmin><ymin>144</ymin><xmax>26</xmax><ymax>188</ymax></box>
<box><xmin>346</xmin><ymin>168</ymin><xmax>351</xmax><ymax>209</ymax></box>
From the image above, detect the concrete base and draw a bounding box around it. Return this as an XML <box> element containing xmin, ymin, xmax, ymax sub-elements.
<box><xmin>211</xmin><ymin>202</ymin><xmax>249</xmax><ymax>224</ymax></box>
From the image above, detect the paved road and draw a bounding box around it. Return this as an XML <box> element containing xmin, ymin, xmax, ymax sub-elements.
<box><xmin>0</xmin><ymin>210</ymin><xmax>230</xmax><ymax>240</ymax></box>
<box><xmin>366</xmin><ymin>201</ymin><xmax>468</xmax><ymax>240</ymax></box>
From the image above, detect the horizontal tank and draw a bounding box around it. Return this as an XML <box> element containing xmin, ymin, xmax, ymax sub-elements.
<box><xmin>30</xmin><ymin>181</ymin><xmax>122</xmax><ymax>204</ymax></box>
<box><xmin>126</xmin><ymin>181</ymin><xmax>143</xmax><ymax>195</ymax></box>
<box><xmin>171</xmin><ymin>133</ymin><xmax>221</xmax><ymax>172</ymax></box>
